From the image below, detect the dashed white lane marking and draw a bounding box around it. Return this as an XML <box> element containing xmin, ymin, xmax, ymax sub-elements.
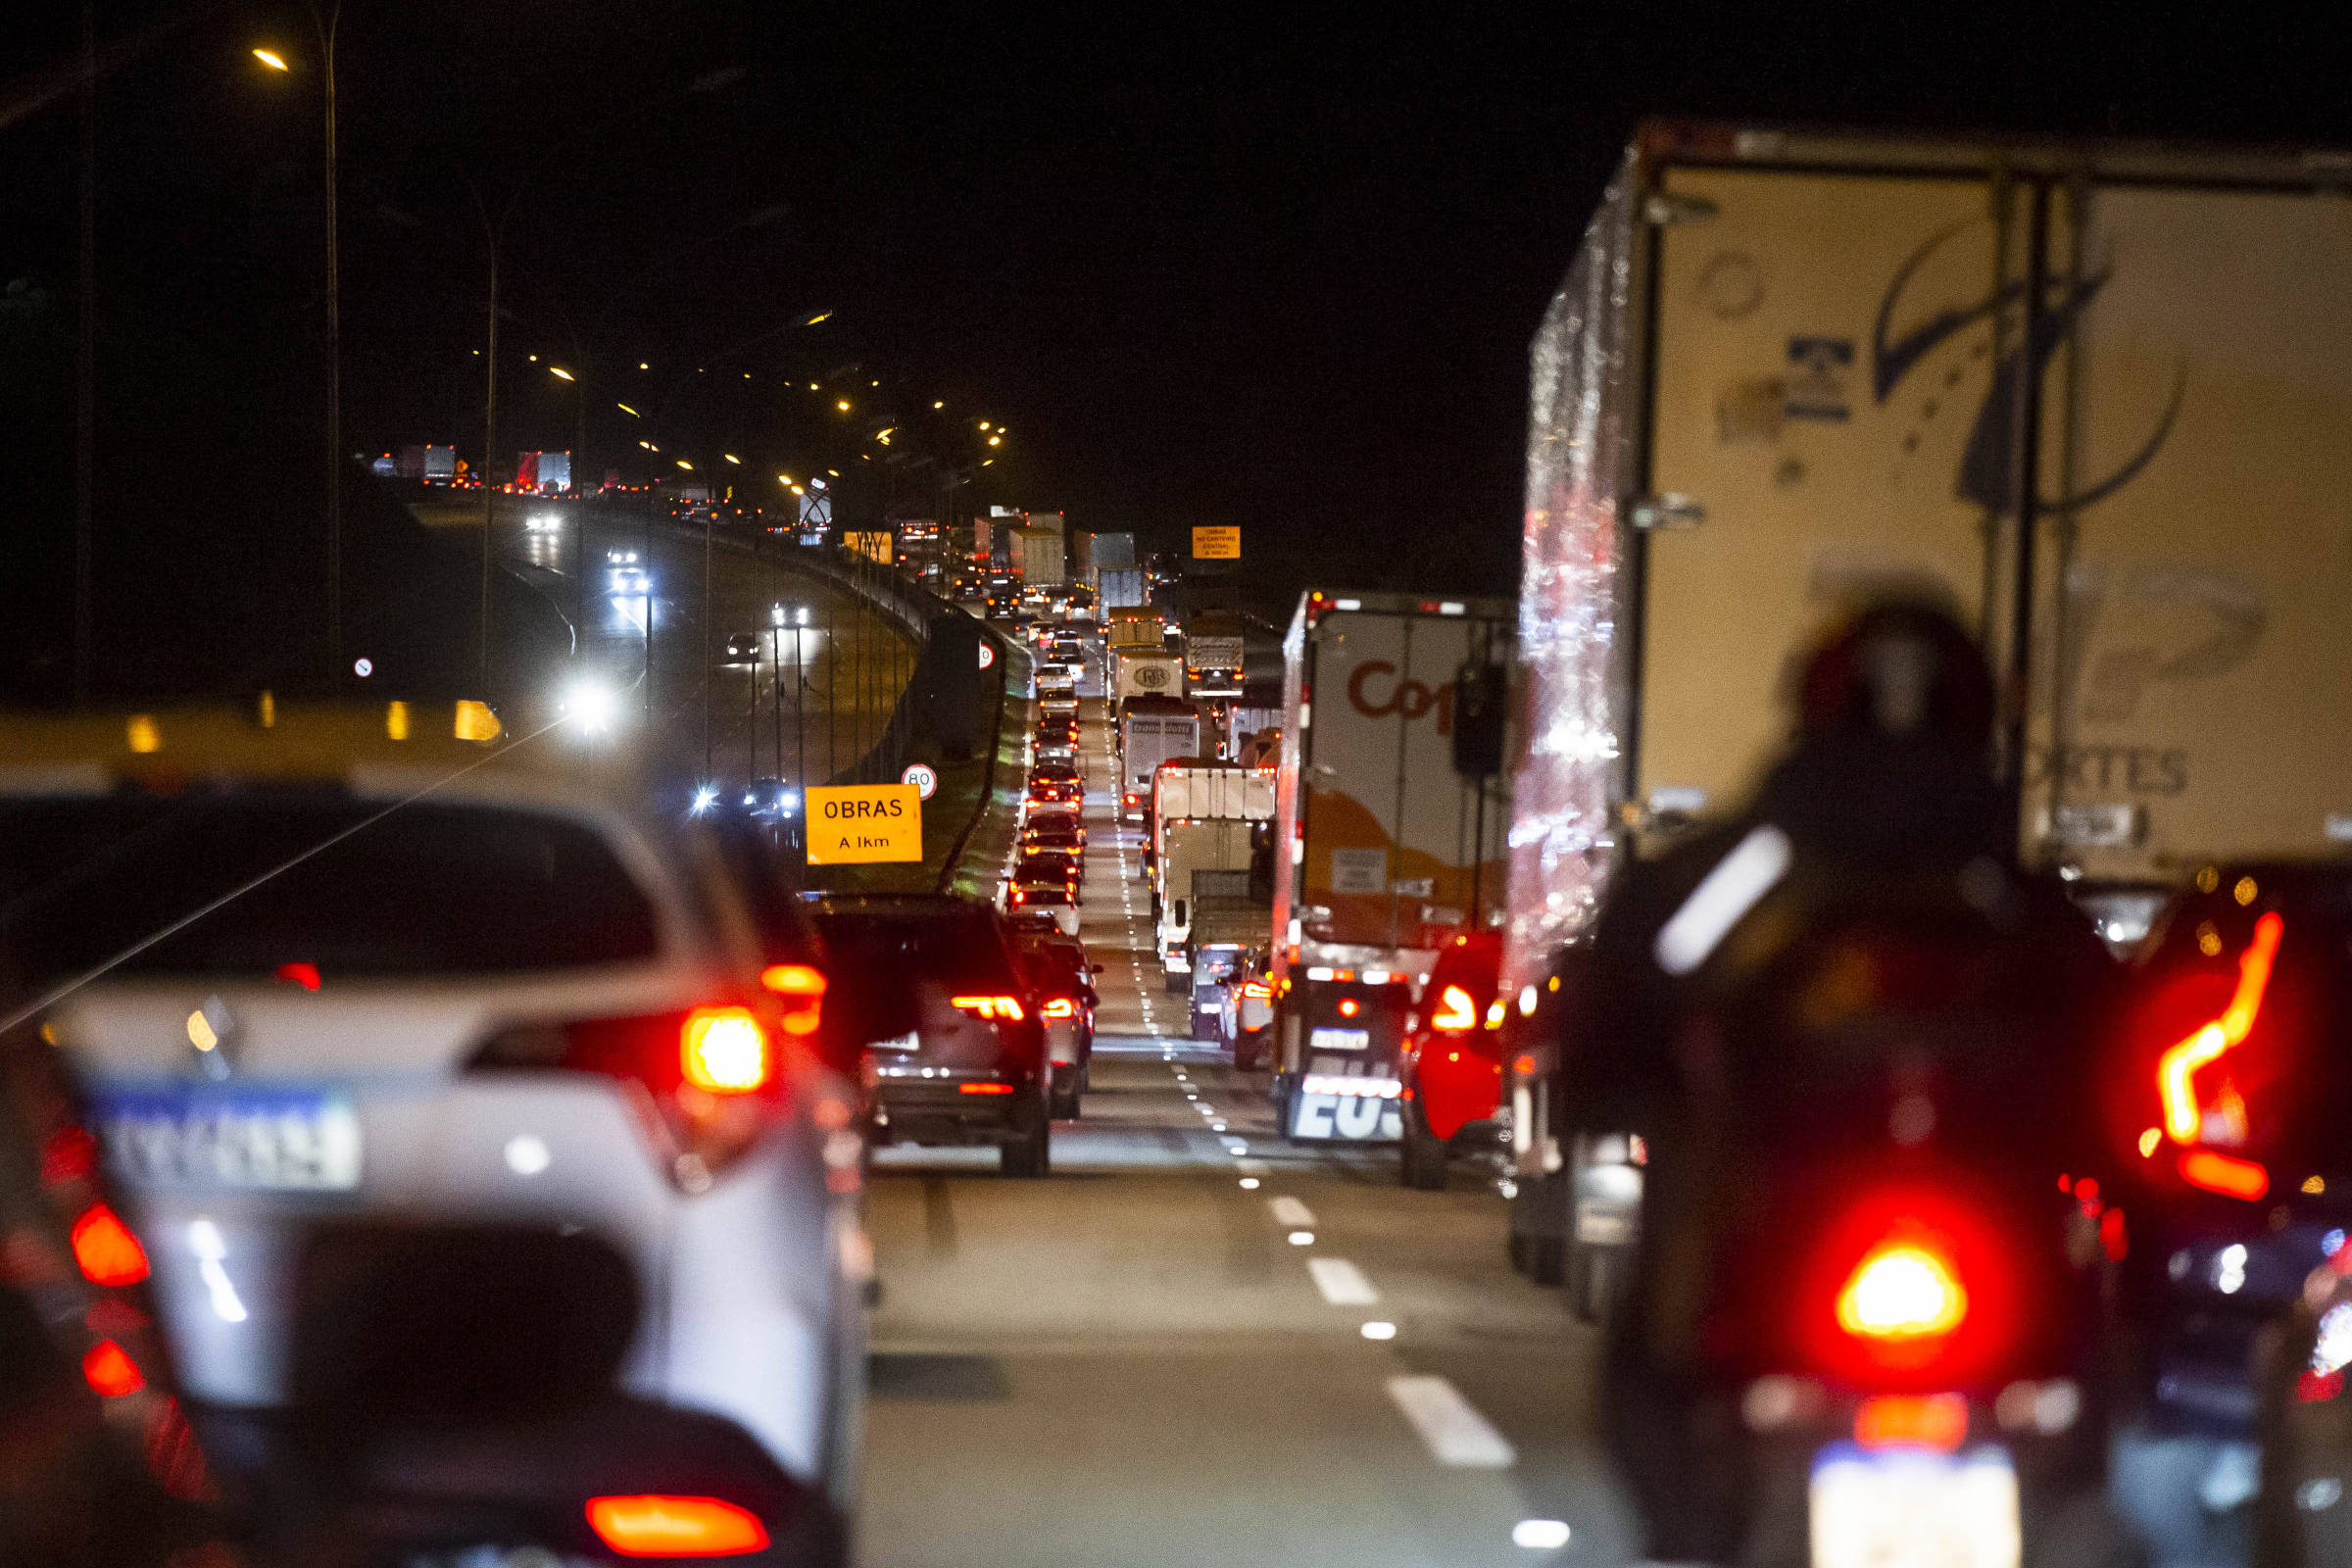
<box><xmin>1386</xmin><ymin>1375</ymin><xmax>1517</xmax><ymax>1469</ymax></box>
<box><xmin>1268</xmin><ymin>1196</ymin><xmax>1316</xmax><ymax>1228</ymax></box>
<box><xmin>1306</xmin><ymin>1256</ymin><xmax>1379</xmax><ymax>1305</ymax></box>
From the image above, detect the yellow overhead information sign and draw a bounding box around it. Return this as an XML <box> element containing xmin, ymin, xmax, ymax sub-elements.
<box><xmin>1192</xmin><ymin>526</ymin><xmax>1241</xmax><ymax>560</ymax></box>
<box><xmin>805</xmin><ymin>783</ymin><xmax>923</xmax><ymax>863</ymax></box>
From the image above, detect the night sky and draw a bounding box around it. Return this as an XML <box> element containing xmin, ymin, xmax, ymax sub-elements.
<box><xmin>2</xmin><ymin>5</ymin><xmax>2344</xmax><ymax>689</ymax></box>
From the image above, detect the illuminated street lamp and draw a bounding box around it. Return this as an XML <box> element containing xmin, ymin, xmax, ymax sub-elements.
<box><xmin>251</xmin><ymin>16</ymin><xmax>344</xmax><ymax>685</ymax></box>
<box><xmin>548</xmin><ymin>366</ymin><xmax>575</xmax><ymax>382</ymax></box>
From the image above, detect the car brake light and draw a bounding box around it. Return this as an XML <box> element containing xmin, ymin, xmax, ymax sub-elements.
<box><xmin>1043</xmin><ymin>998</ymin><xmax>1077</xmax><ymax>1019</ymax></box>
<box><xmin>71</xmin><ymin>1202</ymin><xmax>150</xmax><ymax>1287</ymax></box>
<box><xmin>952</xmin><ymin>996</ymin><xmax>1026</xmax><ymax>1021</ymax></box>
<box><xmin>1838</xmin><ymin>1241</ymin><xmax>1967</xmax><ymax>1341</ymax></box>
<box><xmin>1432</xmin><ymin>985</ymin><xmax>1477</xmax><ymax>1032</ymax></box>
<box><xmin>81</xmin><ymin>1339</ymin><xmax>144</xmax><ymax>1397</ymax></box>
<box><xmin>1243</xmin><ymin>981</ymin><xmax>1271</xmax><ymax>1000</ymax></box>
<box><xmin>471</xmin><ymin>1006</ymin><xmax>786</xmax><ymax>1187</ymax></box>
<box><xmin>2160</xmin><ymin>911</ymin><xmax>2283</xmax><ymax>1145</ymax></box>
<box><xmin>682</xmin><ymin>1007</ymin><xmax>770</xmax><ymax>1094</ymax></box>
<box><xmin>959</xmin><ymin>1082</ymin><xmax>1016</xmax><ymax>1095</ymax></box>
<box><xmin>758</xmin><ymin>963</ymin><xmax>826</xmax><ymax>1036</ymax></box>
<box><xmin>587</xmin><ymin>1494</ymin><xmax>769</xmax><ymax>1557</ymax></box>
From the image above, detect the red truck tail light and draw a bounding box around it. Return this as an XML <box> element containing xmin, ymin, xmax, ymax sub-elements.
<box><xmin>586</xmin><ymin>1494</ymin><xmax>769</xmax><ymax>1557</ymax></box>
<box><xmin>1431</xmin><ymin>985</ymin><xmax>1477</xmax><ymax>1033</ymax></box>
<box><xmin>952</xmin><ymin>995</ymin><xmax>1026</xmax><ymax>1021</ymax></box>
<box><xmin>2159</xmin><ymin>911</ymin><xmax>2283</xmax><ymax>1146</ymax></box>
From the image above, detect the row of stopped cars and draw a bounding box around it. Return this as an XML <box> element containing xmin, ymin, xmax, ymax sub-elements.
<box><xmin>0</xmin><ymin>702</ymin><xmax>1093</xmax><ymax>1566</ymax></box>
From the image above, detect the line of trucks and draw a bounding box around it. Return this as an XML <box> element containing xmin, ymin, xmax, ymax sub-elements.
<box><xmin>1181</xmin><ymin>122</ymin><xmax>2352</xmax><ymax>1193</ymax></box>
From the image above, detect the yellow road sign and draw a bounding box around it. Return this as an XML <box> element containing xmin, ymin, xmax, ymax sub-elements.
<box><xmin>1191</xmin><ymin>525</ymin><xmax>1241</xmax><ymax>560</ymax></box>
<box><xmin>806</xmin><ymin>783</ymin><xmax>923</xmax><ymax>863</ymax></box>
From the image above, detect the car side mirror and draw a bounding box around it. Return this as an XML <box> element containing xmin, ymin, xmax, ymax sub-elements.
<box><xmin>1090</xmin><ymin>963</ymin><xmax>1104</xmax><ymax>974</ymax></box>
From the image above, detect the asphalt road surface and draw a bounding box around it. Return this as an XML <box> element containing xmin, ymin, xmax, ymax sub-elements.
<box><xmin>862</xmin><ymin>664</ymin><xmax>1641</xmax><ymax>1568</ymax></box>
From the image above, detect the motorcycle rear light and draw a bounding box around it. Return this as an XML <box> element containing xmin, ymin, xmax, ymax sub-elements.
<box><xmin>70</xmin><ymin>1203</ymin><xmax>150</xmax><ymax>1288</ymax></box>
<box><xmin>959</xmin><ymin>1082</ymin><xmax>1015</xmax><ymax>1095</ymax></box>
<box><xmin>758</xmin><ymin>963</ymin><xmax>826</xmax><ymax>1037</ymax></box>
<box><xmin>586</xmin><ymin>1494</ymin><xmax>769</xmax><ymax>1557</ymax></box>
<box><xmin>952</xmin><ymin>995</ymin><xmax>1025</xmax><ymax>1021</ymax></box>
<box><xmin>81</xmin><ymin>1338</ymin><xmax>144</xmax><ymax>1398</ymax></box>
<box><xmin>1432</xmin><ymin>985</ymin><xmax>1477</xmax><ymax>1032</ymax></box>
<box><xmin>1854</xmin><ymin>1393</ymin><xmax>1967</xmax><ymax>1451</ymax></box>
<box><xmin>1838</xmin><ymin>1242</ymin><xmax>1967</xmax><ymax>1341</ymax></box>
<box><xmin>682</xmin><ymin>1007</ymin><xmax>770</xmax><ymax>1094</ymax></box>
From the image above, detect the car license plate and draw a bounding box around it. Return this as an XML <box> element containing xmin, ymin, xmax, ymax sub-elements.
<box><xmin>1810</xmin><ymin>1442</ymin><xmax>2020</xmax><ymax>1568</ymax></box>
<box><xmin>92</xmin><ymin>1087</ymin><xmax>363</xmax><ymax>1192</ymax></box>
<box><xmin>1309</xmin><ymin>1028</ymin><xmax>1370</xmax><ymax>1051</ymax></box>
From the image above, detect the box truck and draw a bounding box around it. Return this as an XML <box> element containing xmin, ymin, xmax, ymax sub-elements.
<box><xmin>1269</xmin><ymin>591</ymin><xmax>1515</xmax><ymax>1143</ymax></box>
<box><xmin>1117</xmin><ymin>698</ymin><xmax>1202</xmax><ymax>824</ymax></box>
<box><xmin>1150</xmin><ymin>762</ymin><xmax>1276</xmax><ymax>984</ymax></box>
<box><xmin>1501</xmin><ymin>119</ymin><xmax>2352</xmax><ymax>1275</ymax></box>
<box><xmin>1183</xmin><ymin>612</ymin><xmax>1248</xmax><ymax>697</ymax></box>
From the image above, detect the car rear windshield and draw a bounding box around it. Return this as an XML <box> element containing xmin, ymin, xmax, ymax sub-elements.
<box><xmin>0</xmin><ymin>792</ymin><xmax>661</xmax><ymax>982</ymax></box>
<box><xmin>808</xmin><ymin>903</ymin><xmax>1017</xmax><ymax>992</ymax></box>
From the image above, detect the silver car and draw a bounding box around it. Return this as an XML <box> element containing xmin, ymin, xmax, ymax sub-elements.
<box><xmin>4</xmin><ymin>705</ymin><xmax>864</xmax><ymax>1560</ymax></box>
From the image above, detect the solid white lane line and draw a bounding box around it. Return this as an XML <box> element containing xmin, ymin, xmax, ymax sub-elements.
<box><xmin>1386</xmin><ymin>1375</ymin><xmax>1517</xmax><ymax>1469</ymax></box>
<box><xmin>1306</xmin><ymin>1256</ymin><xmax>1379</xmax><ymax>1305</ymax></box>
<box><xmin>1269</xmin><ymin>1196</ymin><xmax>1316</xmax><ymax>1228</ymax></box>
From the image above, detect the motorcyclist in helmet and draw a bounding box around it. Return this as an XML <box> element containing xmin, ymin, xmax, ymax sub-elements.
<box><xmin>1543</xmin><ymin>598</ymin><xmax>2123</xmax><ymax>1561</ymax></box>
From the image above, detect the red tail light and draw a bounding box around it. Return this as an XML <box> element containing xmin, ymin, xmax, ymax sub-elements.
<box><xmin>1243</xmin><ymin>981</ymin><xmax>1272</xmax><ymax>1000</ymax></box>
<box><xmin>1431</xmin><ymin>985</ymin><xmax>1477</xmax><ymax>1033</ymax></box>
<box><xmin>2180</xmin><ymin>1149</ymin><xmax>2270</xmax><ymax>1200</ymax></box>
<box><xmin>682</xmin><ymin>1007</ymin><xmax>771</xmax><ymax>1094</ymax></box>
<box><xmin>2159</xmin><ymin>911</ymin><xmax>2283</xmax><ymax>1145</ymax></box>
<box><xmin>1042</xmin><ymin>998</ymin><xmax>1077</xmax><ymax>1019</ymax></box>
<box><xmin>959</xmin><ymin>1082</ymin><xmax>1015</xmax><ymax>1095</ymax></box>
<box><xmin>70</xmin><ymin>1203</ymin><xmax>150</xmax><ymax>1288</ymax></box>
<box><xmin>82</xmin><ymin>1339</ymin><xmax>145</xmax><ymax>1397</ymax></box>
<box><xmin>952</xmin><ymin>995</ymin><xmax>1026</xmax><ymax>1021</ymax></box>
<box><xmin>1838</xmin><ymin>1241</ymin><xmax>1968</xmax><ymax>1342</ymax></box>
<box><xmin>759</xmin><ymin>963</ymin><xmax>826</xmax><ymax>1037</ymax></box>
<box><xmin>586</xmin><ymin>1494</ymin><xmax>769</xmax><ymax>1557</ymax></box>
<box><xmin>471</xmin><ymin>1006</ymin><xmax>785</xmax><ymax>1186</ymax></box>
